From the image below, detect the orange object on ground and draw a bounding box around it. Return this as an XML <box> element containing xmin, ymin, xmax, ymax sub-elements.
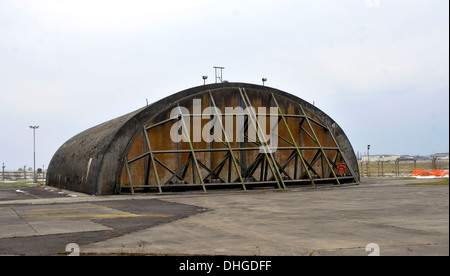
<box><xmin>412</xmin><ymin>169</ymin><xmax>434</xmax><ymax>176</ymax></box>
<box><xmin>432</xmin><ymin>169</ymin><xmax>449</xmax><ymax>177</ymax></box>
<box><xmin>412</xmin><ymin>168</ymin><xmax>449</xmax><ymax>177</ymax></box>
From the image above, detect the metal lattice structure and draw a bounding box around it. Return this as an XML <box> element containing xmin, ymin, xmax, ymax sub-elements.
<box><xmin>47</xmin><ymin>83</ymin><xmax>359</xmax><ymax>195</ymax></box>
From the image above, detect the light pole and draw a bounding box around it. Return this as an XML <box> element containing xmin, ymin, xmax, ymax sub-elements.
<box><xmin>262</xmin><ymin>78</ymin><xmax>267</xmax><ymax>86</ymax></box>
<box><xmin>367</xmin><ymin>144</ymin><xmax>371</xmax><ymax>177</ymax></box>
<box><xmin>29</xmin><ymin>126</ymin><xmax>39</xmax><ymax>183</ymax></box>
<box><xmin>202</xmin><ymin>75</ymin><xmax>208</xmax><ymax>85</ymax></box>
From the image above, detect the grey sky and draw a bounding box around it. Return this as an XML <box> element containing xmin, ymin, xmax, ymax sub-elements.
<box><xmin>0</xmin><ymin>0</ymin><xmax>448</xmax><ymax>170</ymax></box>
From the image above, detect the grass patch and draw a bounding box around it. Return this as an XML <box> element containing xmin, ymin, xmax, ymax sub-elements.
<box><xmin>406</xmin><ymin>178</ymin><xmax>449</xmax><ymax>186</ymax></box>
<box><xmin>0</xmin><ymin>181</ymin><xmax>44</xmax><ymax>187</ymax></box>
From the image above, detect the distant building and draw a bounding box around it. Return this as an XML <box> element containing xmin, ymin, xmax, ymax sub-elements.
<box><xmin>361</xmin><ymin>155</ymin><xmax>402</xmax><ymax>162</ymax></box>
<box><xmin>434</xmin><ymin>153</ymin><xmax>449</xmax><ymax>160</ymax></box>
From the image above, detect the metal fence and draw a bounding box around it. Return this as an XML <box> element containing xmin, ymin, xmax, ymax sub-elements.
<box><xmin>1</xmin><ymin>170</ymin><xmax>47</xmax><ymax>181</ymax></box>
<box><xmin>3</xmin><ymin>160</ymin><xmax>448</xmax><ymax>181</ymax></box>
<box><xmin>359</xmin><ymin>159</ymin><xmax>449</xmax><ymax>177</ymax></box>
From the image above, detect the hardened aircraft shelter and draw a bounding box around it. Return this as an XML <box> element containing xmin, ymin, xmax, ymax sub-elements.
<box><xmin>47</xmin><ymin>82</ymin><xmax>360</xmax><ymax>195</ymax></box>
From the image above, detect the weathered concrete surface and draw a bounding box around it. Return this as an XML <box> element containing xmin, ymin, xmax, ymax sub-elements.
<box><xmin>1</xmin><ymin>177</ymin><xmax>447</xmax><ymax>256</ymax></box>
<box><xmin>0</xmin><ymin>197</ymin><xmax>205</xmax><ymax>255</ymax></box>
<box><xmin>46</xmin><ymin>108</ymin><xmax>145</xmax><ymax>195</ymax></box>
<box><xmin>81</xmin><ymin>178</ymin><xmax>448</xmax><ymax>256</ymax></box>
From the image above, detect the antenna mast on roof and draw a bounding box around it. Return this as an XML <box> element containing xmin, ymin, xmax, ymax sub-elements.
<box><xmin>213</xmin><ymin>66</ymin><xmax>225</xmax><ymax>83</ymax></box>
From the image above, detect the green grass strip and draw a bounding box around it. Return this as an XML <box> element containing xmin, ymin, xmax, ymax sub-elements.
<box><xmin>406</xmin><ymin>179</ymin><xmax>449</xmax><ymax>185</ymax></box>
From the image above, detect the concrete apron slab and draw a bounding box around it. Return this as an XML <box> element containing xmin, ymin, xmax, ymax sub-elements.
<box><xmin>82</xmin><ymin>180</ymin><xmax>449</xmax><ymax>256</ymax></box>
<box><xmin>0</xmin><ymin>177</ymin><xmax>448</xmax><ymax>255</ymax></box>
<box><xmin>0</xmin><ymin>203</ymin><xmax>135</xmax><ymax>238</ymax></box>
<box><xmin>0</xmin><ymin>198</ymin><xmax>206</xmax><ymax>255</ymax></box>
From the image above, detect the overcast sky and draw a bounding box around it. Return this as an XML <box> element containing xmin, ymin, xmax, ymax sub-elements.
<box><xmin>0</xmin><ymin>0</ymin><xmax>448</xmax><ymax>170</ymax></box>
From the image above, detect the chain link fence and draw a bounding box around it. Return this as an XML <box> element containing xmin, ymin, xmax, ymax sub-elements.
<box><xmin>359</xmin><ymin>158</ymin><xmax>449</xmax><ymax>177</ymax></box>
<box><xmin>1</xmin><ymin>169</ymin><xmax>47</xmax><ymax>182</ymax></box>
